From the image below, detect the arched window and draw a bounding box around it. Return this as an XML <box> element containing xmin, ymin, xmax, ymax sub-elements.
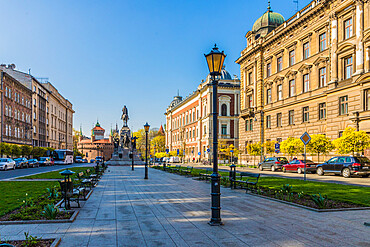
<box><xmin>221</xmin><ymin>104</ymin><xmax>227</xmax><ymax>116</ymax></box>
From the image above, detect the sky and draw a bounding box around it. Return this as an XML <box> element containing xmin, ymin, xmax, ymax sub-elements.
<box><xmin>0</xmin><ymin>0</ymin><xmax>312</xmax><ymax>135</ymax></box>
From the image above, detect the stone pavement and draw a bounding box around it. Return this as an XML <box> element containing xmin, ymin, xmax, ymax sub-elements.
<box><xmin>1</xmin><ymin>166</ymin><xmax>369</xmax><ymax>246</ymax></box>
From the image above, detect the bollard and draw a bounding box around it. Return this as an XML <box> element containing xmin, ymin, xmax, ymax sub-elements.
<box><xmin>229</xmin><ymin>164</ymin><xmax>236</xmax><ymax>189</ymax></box>
<box><xmin>163</xmin><ymin>161</ymin><xmax>166</xmax><ymax>171</ymax></box>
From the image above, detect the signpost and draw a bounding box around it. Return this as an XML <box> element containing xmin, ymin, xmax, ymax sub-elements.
<box><xmin>275</xmin><ymin>143</ymin><xmax>280</xmax><ymax>154</ymax></box>
<box><xmin>300</xmin><ymin>132</ymin><xmax>311</xmax><ymax>181</ymax></box>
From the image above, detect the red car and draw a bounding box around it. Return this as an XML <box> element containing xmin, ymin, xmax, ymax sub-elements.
<box><xmin>282</xmin><ymin>159</ymin><xmax>317</xmax><ymax>174</ymax></box>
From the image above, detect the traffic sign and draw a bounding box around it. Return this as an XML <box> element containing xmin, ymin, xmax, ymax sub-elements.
<box><xmin>230</xmin><ymin>150</ymin><xmax>234</xmax><ymax>153</ymax></box>
<box><xmin>300</xmin><ymin>132</ymin><xmax>311</xmax><ymax>145</ymax></box>
<box><xmin>198</xmin><ymin>152</ymin><xmax>201</xmax><ymax>155</ymax></box>
<box><xmin>166</xmin><ymin>149</ymin><xmax>169</xmax><ymax>154</ymax></box>
<box><xmin>275</xmin><ymin>143</ymin><xmax>280</xmax><ymax>154</ymax></box>
<box><xmin>177</xmin><ymin>149</ymin><xmax>179</xmax><ymax>155</ymax></box>
<box><xmin>207</xmin><ymin>148</ymin><xmax>210</xmax><ymax>153</ymax></box>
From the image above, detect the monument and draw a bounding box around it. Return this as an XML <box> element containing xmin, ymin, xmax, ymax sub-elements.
<box><xmin>107</xmin><ymin>106</ymin><xmax>144</xmax><ymax>166</ymax></box>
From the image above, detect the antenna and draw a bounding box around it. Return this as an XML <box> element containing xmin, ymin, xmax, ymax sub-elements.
<box><xmin>177</xmin><ymin>89</ymin><xmax>180</xmax><ymax>96</ymax></box>
<box><xmin>293</xmin><ymin>0</ymin><xmax>299</xmax><ymax>12</ymax></box>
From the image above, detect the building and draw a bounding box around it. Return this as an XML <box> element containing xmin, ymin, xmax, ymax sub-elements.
<box><xmin>165</xmin><ymin>66</ymin><xmax>240</xmax><ymax>162</ymax></box>
<box><xmin>77</xmin><ymin>122</ymin><xmax>114</xmax><ymax>161</ymax></box>
<box><xmin>0</xmin><ymin>69</ymin><xmax>32</xmax><ymax>145</ymax></box>
<box><xmin>236</xmin><ymin>0</ymin><xmax>370</xmax><ymax>164</ymax></box>
<box><xmin>0</xmin><ymin>64</ymin><xmax>74</xmax><ymax>149</ymax></box>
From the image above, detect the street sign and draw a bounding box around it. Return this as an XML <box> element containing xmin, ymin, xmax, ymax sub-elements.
<box><xmin>207</xmin><ymin>148</ymin><xmax>210</xmax><ymax>153</ymax></box>
<box><xmin>166</xmin><ymin>149</ymin><xmax>169</xmax><ymax>154</ymax></box>
<box><xmin>275</xmin><ymin>143</ymin><xmax>280</xmax><ymax>154</ymax></box>
<box><xmin>198</xmin><ymin>152</ymin><xmax>201</xmax><ymax>155</ymax></box>
<box><xmin>177</xmin><ymin>149</ymin><xmax>179</xmax><ymax>155</ymax></box>
<box><xmin>230</xmin><ymin>150</ymin><xmax>234</xmax><ymax>153</ymax></box>
<box><xmin>300</xmin><ymin>132</ymin><xmax>311</xmax><ymax>145</ymax></box>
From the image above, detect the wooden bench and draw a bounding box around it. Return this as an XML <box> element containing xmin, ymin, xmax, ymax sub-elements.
<box><xmin>181</xmin><ymin>166</ymin><xmax>193</xmax><ymax>176</ymax></box>
<box><xmin>231</xmin><ymin>172</ymin><xmax>260</xmax><ymax>191</ymax></box>
<box><xmin>199</xmin><ymin>168</ymin><xmax>213</xmax><ymax>180</ymax></box>
<box><xmin>59</xmin><ymin>180</ymin><xmax>82</xmax><ymax>208</ymax></box>
<box><xmin>169</xmin><ymin>165</ymin><xmax>181</xmax><ymax>173</ymax></box>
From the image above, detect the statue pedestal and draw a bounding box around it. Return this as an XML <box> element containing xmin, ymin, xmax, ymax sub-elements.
<box><xmin>106</xmin><ymin>148</ymin><xmax>144</xmax><ymax>166</ymax></box>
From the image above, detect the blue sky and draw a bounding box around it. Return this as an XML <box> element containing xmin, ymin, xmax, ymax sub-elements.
<box><xmin>0</xmin><ymin>0</ymin><xmax>311</xmax><ymax>135</ymax></box>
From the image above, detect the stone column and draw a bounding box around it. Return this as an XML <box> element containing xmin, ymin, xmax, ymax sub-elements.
<box><xmin>329</xmin><ymin>13</ymin><xmax>338</xmax><ymax>86</ymax></box>
<box><xmin>365</xmin><ymin>47</ymin><xmax>370</xmax><ymax>72</ymax></box>
<box><xmin>355</xmin><ymin>0</ymin><xmax>364</xmax><ymax>75</ymax></box>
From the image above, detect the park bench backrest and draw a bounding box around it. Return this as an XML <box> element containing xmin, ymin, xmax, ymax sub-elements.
<box><xmin>206</xmin><ymin>168</ymin><xmax>213</xmax><ymax>173</ymax></box>
<box><xmin>187</xmin><ymin>166</ymin><xmax>193</xmax><ymax>169</ymax></box>
<box><xmin>240</xmin><ymin>172</ymin><xmax>260</xmax><ymax>178</ymax></box>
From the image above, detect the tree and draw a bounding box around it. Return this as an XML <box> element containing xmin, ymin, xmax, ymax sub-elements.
<box><xmin>246</xmin><ymin>142</ymin><xmax>261</xmax><ymax>166</ymax></box>
<box><xmin>219</xmin><ymin>144</ymin><xmax>239</xmax><ymax>163</ymax></box>
<box><xmin>21</xmin><ymin>145</ymin><xmax>32</xmax><ymax>157</ymax></box>
<box><xmin>280</xmin><ymin>137</ymin><xmax>303</xmax><ymax>159</ymax></box>
<box><xmin>0</xmin><ymin>143</ymin><xmax>11</xmax><ymax>157</ymax></box>
<box><xmin>307</xmin><ymin>134</ymin><xmax>334</xmax><ymax>162</ymax></box>
<box><xmin>333</xmin><ymin>127</ymin><xmax>370</xmax><ymax>155</ymax></box>
<box><xmin>263</xmin><ymin>140</ymin><xmax>276</xmax><ymax>156</ymax></box>
<box><xmin>151</xmin><ymin>135</ymin><xmax>165</xmax><ymax>154</ymax></box>
<box><xmin>10</xmin><ymin>145</ymin><xmax>21</xmax><ymax>158</ymax></box>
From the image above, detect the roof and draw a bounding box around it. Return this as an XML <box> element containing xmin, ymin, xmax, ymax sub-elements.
<box><xmin>252</xmin><ymin>4</ymin><xmax>284</xmax><ymax>37</ymax></box>
<box><xmin>93</xmin><ymin>139</ymin><xmax>111</xmax><ymax>144</ymax></box>
<box><xmin>93</xmin><ymin>126</ymin><xmax>105</xmax><ymax>131</ymax></box>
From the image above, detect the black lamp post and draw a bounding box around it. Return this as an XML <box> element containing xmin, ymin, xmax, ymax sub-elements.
<box><xmin>131</xmin><ymin>135</ymin><xmax>137</xmax><ymax>171</ymax></box>
<box><xmin>60</xmin><ymin>169</ymin><xmax>75</xmax><ymax>209</ymax></box>
<box><xmin>204</xmin><ymin>44</ymin><xmax>226</xmax><ymax>226</ymax></box>
<box><xmin>144</xmin><ymin>122</ymin><xmax>150</xmax><ymax>179</ymax></box>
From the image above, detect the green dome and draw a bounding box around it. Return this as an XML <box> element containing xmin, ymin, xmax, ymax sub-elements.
<box><xmin>252</xmin><ymin>6</ymin><xmax>284</xmax><ymax>37</ymax></box>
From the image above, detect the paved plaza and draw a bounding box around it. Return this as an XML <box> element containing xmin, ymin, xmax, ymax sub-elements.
<box><xmin>1</xmin><ymin>166</ymin><xmax>370</xmax><ymax>246</ymax></box>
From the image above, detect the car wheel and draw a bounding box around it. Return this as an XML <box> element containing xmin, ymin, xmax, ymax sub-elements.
<box><xmin>342</xmin><ymin>168</ymin><xmax>351</xmax><ymax>178</ymax></box>
<box><xmin>271</xmin><ymin>166</ymin><xmax>276</xmax><ymax>172</ymax></box>
<box><xmin>297</xmin><ymin>168</ymin><xmax>302</xmax><ymax>174</ymax></box>
<box><xmin>4</xmin><ymin>166</ymin><xmax>7</xmax><ymax>171</ymax></box>
<box><xmin>317</xmin><ymin>167</ymin><xmax>324</xmax><ymax>176</ymax></box>
<box><xmin>282</xmin><ymin>167</ymin><xmax>286</xmax><ymax>173</ymax></box>
<box><xmin>259</xmin><ymin>165</ymin><xmax>263</xmax><ymax>171</ymax></box>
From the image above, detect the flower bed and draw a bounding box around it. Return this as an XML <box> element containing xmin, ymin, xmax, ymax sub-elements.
<box><xmin>0</xmin><ymin>232</ymin><xmax>59</xmax><ymax>247</ymax></box>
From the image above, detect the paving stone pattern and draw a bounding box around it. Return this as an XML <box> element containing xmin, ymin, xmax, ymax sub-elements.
<box><xmin>0</xmin><ymin>166</ymin><xmax>369</xmax><ymax>246</ymax></box>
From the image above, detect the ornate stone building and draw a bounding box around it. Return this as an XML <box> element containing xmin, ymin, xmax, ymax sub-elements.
<box><xmin>237</xmin><ymin>0</ymin><xmax>370</xmax><ymax>164</ymax></box>
<box><xmin>77</xmin><ymin>122</ymin><xmax>114</xmax><ymax>161</ymax></box>
<box><xmin>165</xmin><ymin>67</ymin><xmax>240</xmax><ymax>162</ymax></box>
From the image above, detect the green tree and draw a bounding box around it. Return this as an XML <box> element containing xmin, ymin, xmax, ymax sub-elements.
<box><xmin>246</xmin><ymin>142</ymin><xmax>261</xmax><ymax>166</ymax></box>
<box><xmin>0</xmin><ymin>143</ymin><xmax>11</xmax><ymax>157</ymax></box>
<box><xmin>280</xmin><ymin>137</ymin><xmax>303</xmax><ymax>159</ymax></box>
<box><xmin>307</xmin><ymin>134</ymin><xmax>334</xmax><ymax>162</ymax></box>
<box><xmin>10</xmin><ymin>145</ymin><xmax>21</xmax><ymax>158</ymax></box>
<box><xmin>333</xmin><ymin>127</ymin><xmax>370</xmax><ymax>155</ymax></box>
<box><xmin>21</xmin><ymin>145</ymin><xmax>33</xmax><ymax>157</ymax></box>
<box><xmin>151</xmin><ymin>135</ymin><xmax>165</xmax><ymax>154</ymax></box>
<box><xmin>263</xmin><ymin>140</ymin><xmax>276</xmax><ymax>156</ymax></box>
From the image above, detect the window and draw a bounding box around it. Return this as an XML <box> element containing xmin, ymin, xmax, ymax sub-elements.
<box><xmin>9</xmin><ymin>106</ymin><xmax>11</xmax><ymax>117</ymax></box>
<box><xmin>303</xmin><ymin>74</ymin><xmax>310</xmax><ymax>93</ymax></box>
<box><xmin>319</xmin><ymin>67</ymin><xmax>327</xmax><ymax>87</ymax></box>
<box><xmin>344</xmin><ymin>18</ymin><xmax>353</xmax><ymax>39</ymax></box>
<box><xmin>221</xmin><ymin>104</ymin><xmax>227</xmax><ymax>116</ymax></box>
<box><xmin>289</xmin><ymin>79</ymin><xmax>295</xmax><ymax>97</ymax></box>
<box><xmin>267</xmin><ymin>63</ymin><xmax>271</xmax><ymax>77</ymax></box>
<box><xmin>277</xmin><ymin>113</ymin><xmax>282</xmax><ymax>127</ymax></box>
<box><xmin>339</xmin><ymin>96</ymin><xmax>348</xmax><ymax>115</ymax></box>
<box><xmin>266</xmin><ymin>115</ymin><xmax>271</xmax><ymax>129</ymax></box>
<box><xmin>303</xmin><ymin>42</ymin><xmax>310</xmax><ymax>59</ymax></box>
<box><xmin>5</xmin><ymin>105</ymin><xmax>8</xmax><ymax>116</ymax></box>
<box><xmin>289</xmin><ymin>50</ymin><xmax>295</xmax><ymax>66</ymax></box>
<box><xmin>221</xmin><ymin>124</ymin><xmax>227</xmax><ymax>135</ymax></box>
<box><xmin>277</xmin><ymin>57</ymin><xmax>283</xmax><ymax>72</ymax></box>
<box><xmin>249</xmin><ymin>119</ymin><xmax>253</xmax><ymax>131</ymax></box>
<box><xmin>246</xmin><ymin>95</ymin><xmax>252</xmax><ymax>108</ymax></box>
<box><xmin>344</xmin><ymin>56</ymin><xmax>353</xmax><ymax>79</ymax></box>
<box><xmin>277</xmin><ymin>84</ymin><xmax>283</xmax><ymax>100</ymax></box>
<box><xmin>364</xmin><ymin>89</ymin><xmax>370</xmax><ymax>111</ymax></box>
<box><xmin>303</xmin><ymin>106</ymin><xmax>309</xmax><ymax>122</ymax></box>
<box><xmin>245</xmin><ymin>120</ymin><xmax>249</xmax><ymax>131</ymax></box>
<box><xmin>319</xmin><ymin>33</ymin><xmax>327</xmax><ymax>51</ymax></box>
<box><xmin>288</xmin><ymin>110</ymin><xmax>294</xmax><ymax>125</ymax></box>
<box><xmin>248</xmin><ymin>72</ymin><xmax>253</xmax><ymax>85</ymax></box>
<box><xmin>266</xmin><ymin>89</ymin><xmax>272</xmax><ymax>104</ymax></box>
<box><xmin>204</xmin><ymin>125</ymin><xmax>206</xmax><ymax>134</ymax></box>
<box><xmin>319</xmin><ymin>103</ymin><xmax>326</xmax><ymax>119</ymax></box>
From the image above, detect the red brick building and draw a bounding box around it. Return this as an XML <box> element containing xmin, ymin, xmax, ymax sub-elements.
<box><xmin>165</xmin><ymin>66</ymin><xmax>240</xmax><ymax>163</ymax></box>
<box><xmin>1</xmin><ymin>71</ymin><xmax>32</xmax><ymax>145</ymax></box>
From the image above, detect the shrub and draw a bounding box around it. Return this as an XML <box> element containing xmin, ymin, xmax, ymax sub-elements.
<box><xmin>46</xmin><ymin>187</ymin><xmax>59</xmax><ymax>200</ymax></box>
<box><xmin>22</xmin><ymin>232</ymin><xmax>41</xmax><ymax>247</ymax></box>
<box><xmin>310</xmin><ymin>193</ymin><xmax>328</xmax><ymax>209</ymax></box>
<box><xmin>280</xmin><ymin>184</ymin><xmax>292</xmax><ymax>194</ymax></box>
<box><xmin>42</xmin><ymin>204</ymin><xmax>59</xmax><ymax>220</ymax></box>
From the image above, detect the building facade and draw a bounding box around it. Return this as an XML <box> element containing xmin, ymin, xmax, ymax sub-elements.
<box><xmin>236</xmin><ymin>0</ymin><xmax>370</xmax><ymax>164</ymax></box>
<box><xmin>165</xmin><ymin>67</ymin><xmax>240</xmax><ymax>162</ymax></box>
<box><xmin>1</xmin><ymin>71</ymin><xmax>32</xmax><ymax>145</ymax></box>
<box><xmin>0</xmin><ymin>64</ymin><xmax>74</xmax><ymax>150</ymax></box>
<box><xmin>77</xmin><ymin>122</ymin><xmax>114</xmax><ymax>161</ymax></box>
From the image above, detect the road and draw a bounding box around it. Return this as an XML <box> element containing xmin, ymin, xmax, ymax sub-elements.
<box><xmin>163</xmin><ymin>163</ymin><xmax>370</xmax><ymax>187</ymax></box>
<box><xmin>0</xmin><ymin>163</ymin><xmax>93</xmax><ymax>181</ymax></box>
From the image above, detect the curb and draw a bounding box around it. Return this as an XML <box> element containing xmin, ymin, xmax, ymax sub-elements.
<box><xmin>51</xmin><ymin>238</ymin><xmax>61</xmax><ymax>247</ymax></box>
<box><xmin>0</xmin><ymin>210</ymin><xmax>79</xmax><ymax>225</ymax></box>
<box><xmin>245</xmin><ymin>192</ymin><xmax>370</xmax><ymax>212</ymax></box>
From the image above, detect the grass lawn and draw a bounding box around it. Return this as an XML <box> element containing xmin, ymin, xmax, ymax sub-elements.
<box><xmin>163</xmin><ymin>166</ymin><xmax>370</xmax><ymax>207</ymax></box>
<box><xmin>18</xmin><ymin>166</ymin><xmax>94</xmax><ymax>179</ymax></box>
<box><xmin>0</xmin><ymin>181</ymin><xmax>58</xmax><ymax>217</ymax></box>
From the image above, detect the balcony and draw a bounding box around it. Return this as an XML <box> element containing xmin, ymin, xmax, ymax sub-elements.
<box><xmin>240</xmin><ymin>108</ymin><xmax>255</xmax><ymax>119</ymax></box>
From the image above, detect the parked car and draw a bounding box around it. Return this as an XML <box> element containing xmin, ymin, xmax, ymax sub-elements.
<box><xmin>82</xmin><ymin>159</ymin><xmax>88</xmax><ymax>163</ymax></box>
<box><xmin>0</xmin><ymin>158</ymin><xmax>16</xmax><ymax>170</ymax></box>
<box><xmin>316</xmin><ymin>156</ymin><xmax>370</xmax><ymax>178</ymax></box>
<box><xmin>169</xmin><ymin>156</ymin><xmax>180</xmax><ymax>163</ymax></box>
<box><xmin>75</xmin><ymin>156</ymin><xmax>83</xmax><ymax>163</ymax></box>
<box><xmin>39</xmin><ymin>157</ymin><xmax>51</xmax><ymax>166</ymax></box>
<box><xmin>258</xmin><ymin>157</ymin><xmax>289</xmax><ymax>171</ymax></box>
<box><xmin>28</xmin><ymin>159</ymin><xmax>39</xmax><ymax>168</ymax></box>
<box><xmin>95</xmin><ymin>156</ymin><xmax>103</xmax><ymax>163</ymax></box>
<box><xmin>14</xmin><ymin>158</ymin><xmax>29</xmax><ymax>169</ymax></box>
<box><xmin>282</xmin><ymin>159</ymin><xmax>317</xmax><ymax>174</ymax></box>
<box><xmin>90</xmin><ymin>159</ymin><xmax>95</xmax><ymax>163</ymax></box>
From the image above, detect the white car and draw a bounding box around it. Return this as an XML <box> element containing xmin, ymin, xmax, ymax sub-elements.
<box><xmin>0</xmin><ymin>158</ymin><xmax>16</xmax><ymax>170</ymax></box>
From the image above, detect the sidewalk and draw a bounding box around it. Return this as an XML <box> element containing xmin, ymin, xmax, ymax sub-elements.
<box><xmin>1</xmin><ymin>166</ymin><xmax>369</xmax><ymax>246</ymax></box>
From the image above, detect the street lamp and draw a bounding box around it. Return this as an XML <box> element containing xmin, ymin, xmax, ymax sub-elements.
<box><xmin>131</xmin><ymin>135</ymin><xmax>137</xmax><ymax>171</ymax></box>
<box><xmin>204</xmin><ymin>44</ymin><xmax>226</xmax><ymax>226</ymax></box>
<box><xmin>144</xmin><ymin>122</ymin><xmax>150</xmax><ymax>179</ymax></box>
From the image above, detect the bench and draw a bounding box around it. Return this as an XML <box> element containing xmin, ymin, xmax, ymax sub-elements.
<box><xmin>59</xmin><ymin>180</ymin><xmax>82</xmax><ymax>208</ymax></box>
<box><xmin>76</xmin><ymin>172</ymin><xmax>93</xmax><ymax>198</ymax></box>
<box><xmin>181</xmin><ymin>166</ymin><xmax>193</xmax><ymax>176</ymax></box>
<box><xmin>230</xmin><ymin>172</ymin><xmax>260</xmax><ymax>191</ymax></box>
<box><xmin>199</xmin><ymin>168</ymin><xmax>213</xmax><ymax>180</ymax></box>
<box><xmin>168</xmin><ymin>165</ymin><xmax>181</xmax><ymax>173</ymax></box>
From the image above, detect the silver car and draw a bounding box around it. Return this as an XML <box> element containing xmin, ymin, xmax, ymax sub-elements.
<box><xmin>0</xmin><ymin>158</ymin><xmax>16</xmax><ymax>170</ymax></box>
